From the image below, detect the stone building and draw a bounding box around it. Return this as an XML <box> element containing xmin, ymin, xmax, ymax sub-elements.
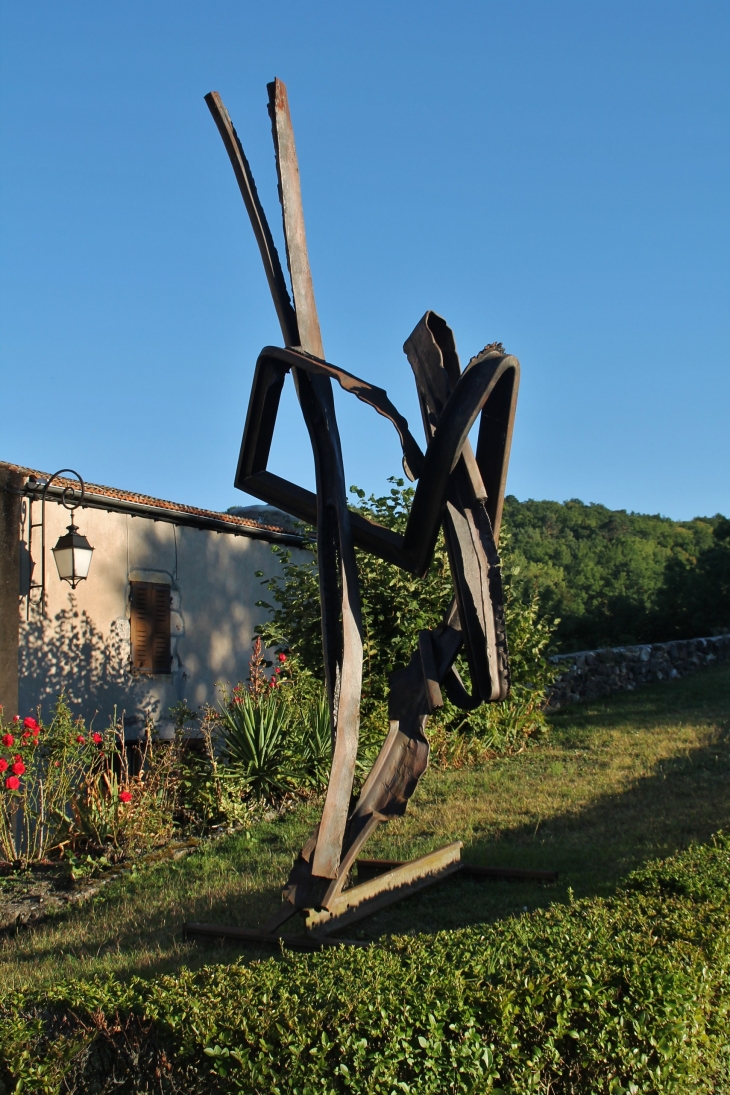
<box><xmin>0</xmin><ymin>462</ymin><xmax>305</xmax><ymax>736</ymax></box>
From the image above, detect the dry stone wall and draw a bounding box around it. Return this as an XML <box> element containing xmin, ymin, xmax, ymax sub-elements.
<box><xmin>548</xmin><ymin>634</ymin><xmax>730</xmax><ymax>708</ymax></box>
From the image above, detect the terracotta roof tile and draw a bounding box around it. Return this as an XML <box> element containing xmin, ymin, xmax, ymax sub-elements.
<box><xmin>0</xmin><ymin>461</ymin><xmax>291</xmax><ymax>535</ymax></box>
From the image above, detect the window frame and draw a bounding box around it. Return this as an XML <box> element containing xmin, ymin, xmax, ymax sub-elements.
<box><xmin>129</xmin><ymin>580</ymin><xmax>172</xmax><ymax>675</ymax></box>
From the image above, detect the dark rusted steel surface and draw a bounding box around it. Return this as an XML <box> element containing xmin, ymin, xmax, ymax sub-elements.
<box><xmin>306</xmin><ymin>842</ymin><xmax>464</xmax><ymax>934</ymax></box>
<box><xmin>234</xmin><ymin>343</ymin><xmax>518</xmax><ymax>579</ymax></box>
<box><xmin>204</xmin><ymin>91</ymin><xmax>298</xmax><ymax>347</ymax></box>
<box><xmin>266</xmin><ymin>79</ymin><xmax>363</xmax><ymax>882</ymax></box>
<box><xmin>204</xmin><ymin>79</ymin><xmax>522</xmax><ymax>918</ymax></box>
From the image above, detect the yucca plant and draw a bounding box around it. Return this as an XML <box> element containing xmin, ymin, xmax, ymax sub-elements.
<box><xmin>294</xmin><ymin>691</ymin><xmax>332</xmax><ymax>791</ymax></box>
<box><xmin>217</xmin><ymin>691</ymin><xmax>293</xmax><ymax>803</ymax></box>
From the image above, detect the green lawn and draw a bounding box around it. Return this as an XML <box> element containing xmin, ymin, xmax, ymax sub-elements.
<box><xmin>1</xmin><ymin>662</ymin><xmax>729</xmax><ymax>990</ymax></box>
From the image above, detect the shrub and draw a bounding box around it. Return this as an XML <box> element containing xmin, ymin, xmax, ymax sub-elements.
<box><xmin>292</xmin><ymin>689</ymin><xmax>332</xmax><ymax>792</ymax></box>
<box><xmin>181</xmin><ymin>640</ymin><xmax>320</xmax><ymax>822</ymax></box>
<box><xmin>0</xmin><ymin>696</ymin><xmax>182</xmax><ymax>866</ymax></box>
<box><xmin>2</xmin><ymin>833</ymin><xmax>729</xmax><ymax>1092</ymax></box>
<box><xmin>69</xmin><ymin>727</ymin><xmax>181</xmax><ymax>859</ymax></box>
<box><xmin>435</xmin><ymin>567</ymin><xmax>559</xmax><ymax>754</ymax></box>
<box><xmin>216</xmin><ymin>690</ymin><xmax>293</xmax><ymax>804</ymax></box>
<box><xmin>0</xmin><ymin>697</ymin><xmax>90</xmax><ymax>863</ymax></box>
<box><xmin>257</xmin><ymin>480</ymin><xmax>559</xmax><ymax>760</ymax></box>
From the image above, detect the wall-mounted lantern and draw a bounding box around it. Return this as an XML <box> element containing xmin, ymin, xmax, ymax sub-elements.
<box><xmin>28</xmin><ymin>468</ymin><xmax>94</xmax><ymax>612</ymax></box>
<box><xmin>51</xmin><ymin>521</ymin><xmax>94</xmax><ymax>587</ymax></box>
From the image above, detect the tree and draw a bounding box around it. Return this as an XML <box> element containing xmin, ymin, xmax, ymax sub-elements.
<box><xmin>501</xmin><ymin>496</ymin><xmax>725</xmax><ymax>650</ymax></box>
<box><xmin>653</xmin><ymin>518</ymin><xmax>730</xmax><ymax>639</ymax></box>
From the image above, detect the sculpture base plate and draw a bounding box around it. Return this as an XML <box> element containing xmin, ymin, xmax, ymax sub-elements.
<box><xmin>184</xmin><ymin>842</ymin><xmax>557</xmax><ymax>948</ymax></box>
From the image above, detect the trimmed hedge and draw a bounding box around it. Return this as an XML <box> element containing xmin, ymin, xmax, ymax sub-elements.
<box><xmin>2</xmin><ymin>836</ymin><xmax>730</xmax><ymax>1093</ymax></box>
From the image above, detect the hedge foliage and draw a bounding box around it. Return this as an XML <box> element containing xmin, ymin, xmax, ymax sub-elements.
<box><xmin>2</xmin><ymin>834</ymin><xmax>730</xmax><ymax>1093</ymax></box>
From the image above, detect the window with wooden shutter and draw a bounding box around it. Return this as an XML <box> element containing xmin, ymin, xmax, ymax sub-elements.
<box><xmin>130</xmin><ymin>581</ymin><xmax>171</xmax><ymax>673</ymax></box>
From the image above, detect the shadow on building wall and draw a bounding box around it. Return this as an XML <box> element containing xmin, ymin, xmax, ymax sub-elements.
<box><xmin>18</xmin><ymin>597</ymin><xmax>158</xmax><ymax>730</ymax></box>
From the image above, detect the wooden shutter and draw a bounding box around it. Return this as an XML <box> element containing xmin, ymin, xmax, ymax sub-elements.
<box><xmin>130</xmin><ymin>581</ymin><xmax>171</xmax><ymax>673</ymax></box>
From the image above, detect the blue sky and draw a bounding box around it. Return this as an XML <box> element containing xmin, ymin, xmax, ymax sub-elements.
<box><xmin>1</xmin><ymin>1</ymin><xmax>728</xmax><ymax>521</ymax></box>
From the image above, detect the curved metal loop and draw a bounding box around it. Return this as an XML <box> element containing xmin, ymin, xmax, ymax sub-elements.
<box><xmin>35</xmin><ymin>468</ymin><xmax>87</xmax><ymax>512</ymax></box>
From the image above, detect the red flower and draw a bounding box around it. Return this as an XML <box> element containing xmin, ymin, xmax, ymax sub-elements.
<box><xmin>76</xmin><ymin>735</ymin><xmax>85</xmax><ymax>744</ymax></box>
<box><xmin>11</xmin><ymin>761</ymin><xmax>25</xmax><ymax>776</ymax></box>
<box><xmin>92</xmin><ymin>732</ymin><xmax>103</xmax><ymax>745</ymax></box>
<box><xmin>12</xmin><ymin>716</ymin><xmax>20</xmax><ymax>724</ymax></box>
<box><xmin>278</xmin><ymin>653</ymin><xmax>287</xmax><ymax>663</ymax></box>
<box><xmin>5</xmin><ymin>776</ymin><xmax>20</xmax><ymax>791</ymax></box>
<box><xmin>269</xmin><ymin>677</ymin><xmax>278</xmax><ymax>688</ymax></box>
<box><xmin>1</xmin><ymin>734</ymin><xmax>14</xmax><ymax>748</ymax></box>
<box><xmin>23</xmin><ymin>717</ymin><xmax>38</xmax><ymax>731</ymax></box>
<box><xmin>0</xmin><ymin>760</ymin><xmax>7</xmax><ymax>773</ymax></box>
<box><xmin>119</xmin><ymin>790</ymin><xmax>132</xmax><ymax>804</ymax></box>
<box><xmin>13</xmin><ymin>755</ymin><xmax>21</xmax><ymax>762</ymax></box>
<box><xmin>32</xmin><ymin>727</ymin><xmax>39</xmax><ymax>738</ymax></box>
<box><xmin>22</xmin><ymin>732</ymin><xmax>30</xmax><ymax>741</ymax></box>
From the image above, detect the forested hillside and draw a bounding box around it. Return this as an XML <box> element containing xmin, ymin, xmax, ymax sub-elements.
<box><xmin>503</xmin><ymin>497</ymin><xmax>730</xmax><ymax>652</ymax></box>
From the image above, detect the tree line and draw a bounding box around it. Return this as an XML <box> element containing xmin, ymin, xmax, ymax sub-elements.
<box><xmin>504</xmin><ymin>496</ymin><xmax>730</xmax><ymax>652</ymax></box>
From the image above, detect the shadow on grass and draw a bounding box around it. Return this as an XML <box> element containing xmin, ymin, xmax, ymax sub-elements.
<box><xmin>2</xmin><ymin>665</ymin><xmax>729</xmax><ymax>979</ymax></box>
<box><xmin>330</xmin><ymin>665</ymin><xmax>730</xmax><ymax>941</ymax></box>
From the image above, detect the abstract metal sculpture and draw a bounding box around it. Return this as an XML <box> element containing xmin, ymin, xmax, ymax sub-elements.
<box><xmin>188</xmin><ymin>80</ymin><xmax>520</xmax><ymax>944</ymax></box>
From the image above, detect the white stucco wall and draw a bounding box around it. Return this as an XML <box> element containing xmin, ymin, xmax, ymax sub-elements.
<box><xmin>17</xmin><ymin>497</ymin><xmax>303</xmax><ymax>735</ymax></box>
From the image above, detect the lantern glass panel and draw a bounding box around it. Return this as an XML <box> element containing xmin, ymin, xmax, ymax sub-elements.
<box><xmin>52</xmin><ymin>546</ymin><xmax>75</xmax><ymax>582</ymax></box>
<box><xmin>71</xmin><ymin>545</ymin><xmax>94</xmax><ymax>581</ymax></box>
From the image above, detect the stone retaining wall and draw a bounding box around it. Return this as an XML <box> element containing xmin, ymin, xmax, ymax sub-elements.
<box><xmin>547</xmin><ymin>634</ymin><xmax>730</xmax><ymax>708</ymax></box>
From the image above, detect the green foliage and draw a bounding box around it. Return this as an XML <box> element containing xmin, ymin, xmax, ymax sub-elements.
<box><xmin>2</xmin><ymin>833</ymin><xmax>730</xmax><ymax>1092</ymax></box>
<box><xmin>503</xmin><ymin>496</ymin><xmax>729</xmax><ymax>651</ymax></box>
<box><xmin>260</xmin><ymin>493</ymin><xmax>730</xmax><ymax>660</ymax></box>
<box><xmin>179</xmin><ymin>642</ymin><xmax>334</xmax><ymax>822</ymax></box>
<box><xmin>433</xmin><ymin>528</ymin><xmax>560</xmax><ymax>752</ymax></box>
<box><xmin>68</xmin><ymin>728</ymin><xmax>181</xmax><ymax>858</ymax></box>
<box><xmin>294</xmin><ymin>690</ymin><xmax>332</xmax><ymax>792</ymax></box>
<box><xmin>217</xmin><ymin>690</ymin><xmax>293</xmax><ymax>804</ymax></box>
<box><xmin>653</xmin><ymin>518</ymin><xmax>730</xmax><ymax>641</ymax></box>
<box><xmin>257</xmin><ymin>480</ymin><xmax>558</xmax><ymax>756</ymax></box>
<box><xmin>257</xmin><ymin>482</ymin><xmax>453</xmax><ymax>715</ymax></box>
<box><xmin>0</xmin><ymin>696</ymin><xmax>90</xmax><ymax>862</ymax></box>
<box><xmin>0</xmin><ymin>697</ymin><xmax>178</xmax><ymax>865</ymax></box>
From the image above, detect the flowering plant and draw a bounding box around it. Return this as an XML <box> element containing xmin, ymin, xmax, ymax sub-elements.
<box><xmin>67</xmin><ymin>717</ymin><xmax>180</xmax><ymax>859</ymax></box>
<box><xmin>0</xmin><ymin>697</ymin><xmax>96</xmax><ymax>863</ymax></box>
<box><xmin>0</xmin><ymin>693</ymin><xmax>182</xmax><ymax>865</ymax></box>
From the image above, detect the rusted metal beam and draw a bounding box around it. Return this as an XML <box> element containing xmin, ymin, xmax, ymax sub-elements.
<box><xmin>234</xmin><ymin>344</ymin><xmax>518</xmax><ymax>578</ymax></box>
<box><xmin>204</xmin><ymin>91</ymin><xmax>298</xmax><ymax>348</ymax></box>
<box><xmin>203</xmin><ymin>79</ymin><xmax>529</xmax><ymax>929</ymax></box>
<box><xmin>404</xmin><ymin>314</ymin><xmax>517</xmax><ymax>701</ymax></box>
<box><xmin>305</xmin><ymin>842</ymin><xmax>464</xmax><ymax>935</ymax></box>
<box><xmin>266</xmin><ymin>79</ymin><xmax>363</xmax><ymax>884</ymax></box>
<box><xmin>267</xmin><ymin>78</ymin><xmax>323</xmax><ymax>359</ymax></box>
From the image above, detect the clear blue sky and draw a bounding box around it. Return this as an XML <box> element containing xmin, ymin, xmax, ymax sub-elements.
<box><xmin>1</xmin><ymin>1</ymin><xmax>728</xmax><ymax>521</ymax></box>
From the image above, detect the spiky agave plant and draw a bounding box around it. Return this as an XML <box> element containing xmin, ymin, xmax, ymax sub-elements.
<box><xmin>218</xmin><ymin>690</ymin><xmax>293</xmax><ymax>803</ymax></box>
<box><xmin>295</xmin><ymin>690</ymin><xmax>332</xmax><ymax>791</ymax></box>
